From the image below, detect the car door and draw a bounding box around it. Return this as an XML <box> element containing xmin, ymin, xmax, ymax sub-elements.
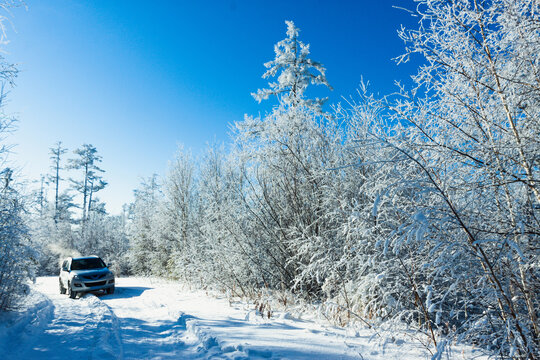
<box><xmin>60</xmin><ymin>260</ymin><xmax>69</xmax><ymax>286</ymax></box>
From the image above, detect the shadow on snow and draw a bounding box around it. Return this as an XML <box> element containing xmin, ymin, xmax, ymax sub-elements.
<box><xmin>83</xmin><ymin>286</ymin><xmax>150</xmax><ymax>300</ymax></box>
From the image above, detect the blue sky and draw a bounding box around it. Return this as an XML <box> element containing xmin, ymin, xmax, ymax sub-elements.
<box><xmin>4</xmin><ymin>0</ymin><xmax>419</xmax><ymax>214</ymax></box>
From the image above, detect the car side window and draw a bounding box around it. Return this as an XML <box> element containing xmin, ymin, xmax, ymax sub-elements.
<box><xmin>62</xmin><ymin>260</ymin><xmax>68</xmax><ymax>271</ymax></box>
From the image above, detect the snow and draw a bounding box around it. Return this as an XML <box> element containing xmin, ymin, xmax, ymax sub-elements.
<box><xmin>0</xmin><ymin>277</ymin><xmax>489</xmax><ymax>359</ymax></box>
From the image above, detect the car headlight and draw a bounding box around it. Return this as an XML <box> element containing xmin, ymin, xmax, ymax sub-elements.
<box><xmin>72</xmin><ymin>275</ymin><xmax>80</xmax><ymax>281</ymax></box>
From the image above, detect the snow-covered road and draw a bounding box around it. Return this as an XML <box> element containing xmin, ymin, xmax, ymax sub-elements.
<box><xmin>0</xmin><ymin>277</ymin><xmax>488</xmax><ymax>359</ymax></box>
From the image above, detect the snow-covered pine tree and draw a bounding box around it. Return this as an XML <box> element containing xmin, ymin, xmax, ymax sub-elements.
<box><xmin>252</xmin><ymin>20</ymin><xmax>332</xmax><ymax>112</ymax></box>
<box><xmin>48</xmin><ymin>141</ymin><xmax>67</xmax><ymax>223</ymax></box>
<box><xmin>68</xmin><ymin>144</ymin><xmax>106</xmax><ymax>224</ymax></box>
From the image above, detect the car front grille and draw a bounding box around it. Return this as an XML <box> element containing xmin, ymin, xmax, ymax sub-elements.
<box><xmin>81</xmin><ymin>274</ymin><xmax>106</xmax><ymax>281</ymax></box>
<box><xmin>85</xmin><ymin>280</ymin><xmax>106</xmax><ymax>287</ymax></box>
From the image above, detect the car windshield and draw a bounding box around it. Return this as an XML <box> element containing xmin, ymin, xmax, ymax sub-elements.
<box><xmin>71</xmin><ymin>258</ymin><xmax>106</xmax><ymax>270</ymax></box>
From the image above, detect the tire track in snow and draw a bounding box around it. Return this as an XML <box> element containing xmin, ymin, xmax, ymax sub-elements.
<box><xmin>2</xmin><ymin>278</ymin><xmax>123</xmax><ymax>360</ymax></box>
<box><xmin>9</xmin><ymin>277</ymin><xmax>491</xmax><ymax>360</ymax></box>
<box><xmin>99</xmin><ymin>280</ymin><xmax>247</xmax><ymax>359</ymax></box>
<box><xmin>80</xmin><ymin>294</ymin><xmax>124</xmax><ymax>360</ymax></box>
<box><xmin>100</xmin><ymin>283</ymin><xmax>190</xmax><ymax>359</ymax></box>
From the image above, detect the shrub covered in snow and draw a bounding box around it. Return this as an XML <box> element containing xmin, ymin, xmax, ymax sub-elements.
<box><xmin>0</xmin><ymin>172</ymin><xmax>36</xmax><ymax>311</ymax></box>
<box><xmin>124</xmin><ymin>3</ymin><xmax>539</xmax><ymax>358</ymax></box>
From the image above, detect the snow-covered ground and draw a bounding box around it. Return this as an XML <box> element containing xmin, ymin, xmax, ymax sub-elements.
<box><xmin>0</xmin><ymin>277</ymin><xmax>489</xmax><ymax>359</ymax></box>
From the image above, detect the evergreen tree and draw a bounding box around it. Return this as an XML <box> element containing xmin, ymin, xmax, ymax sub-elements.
<box><xmin>48</xmin><ymin>141</ymin><xmax>67</xmax><ymax>223</ymax></box>
<box><xmin>68</xmin><ymin>144</ymin><xmax>106</xmax><ymax>222</ymax></box>
<box><xmin>252</xmin><ymin>20</ymin><xmax>332</xmax><ymax>111</ymax></box>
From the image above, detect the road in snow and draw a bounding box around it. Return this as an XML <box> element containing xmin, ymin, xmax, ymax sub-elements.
<box><xmin>0</xmin><ymin>277</ymin><xmax>489</xmax><ymax>359</ymax></box>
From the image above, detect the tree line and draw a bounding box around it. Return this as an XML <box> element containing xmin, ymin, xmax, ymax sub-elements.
<box><xmin>125</xmin><ymin>2</ymin><xmax>539</xmax><ymax>358</ymax></box>
<box><xmin>32</xmin><ymin>142</ymin><xmax>129</xmax><ymax>275</ymax></box>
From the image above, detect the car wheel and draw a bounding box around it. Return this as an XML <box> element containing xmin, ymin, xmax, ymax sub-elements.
<box><xmin>59</xmin><ymin>279</ymin><xmax>66</xmax><ymax>294</ymax></box>
<box><xmin>68</xmin><ymin>282</ymin><xmax>77</xmax><ymax>299</ymax></box>
<box><xmin>106</xmin><ymin>286</ymin><xmax>115</xmax><ymax>295</ymax></box>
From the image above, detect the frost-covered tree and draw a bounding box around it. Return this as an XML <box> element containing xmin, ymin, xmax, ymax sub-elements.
<box><xmin>252</xmin><ymin>20</ymin><xmax>332</xmax><ymax>111</ymax></box>
<box><xmin>68</xmin><ymin>144</ymin><xmax>106</xmax><ymax>223</ymax></box>
<box><xmin>160</xmin><ymin>147</ymin><xmax>199</xmax><ymax>277</ymax></box>
<box><xmin>76</xmin><ymin>211</ymin><xmax>129</xmax><ymax>273</ymax></box>
<box><xmin>340</xmin><ymin>1</ymin><xmax>540</xmax><ymax>358</ymax></box>
<box><xmin>31</xmin><ymin>141</ymin><xmax>79</xmax><ymax>275</ymax></box>
<box><xmin>0</xmin><ymin>0</ymin><xmax>36</xmax><ymax>311</ymax></box>
<box><xmin>66</xmin><ymin>144</ymin><xmax>110</xmax><ymax>257</ymax></box>
<box><xmin>127</xmin><ymin>175</ymin><xmax>161</xmax><ymax>275</ymax></box>
<box><xmin>194</xmin><ymin>143</ymin><xmax>265</xmax><ymax>294</ymax></box>
<box><xmin>48</xmin><ymin>141</ymin><xmax>67</xmax><ymax>223</ymax></box>
<box><xmin>0</xmin><ymin>170</ymin><xmax>35</xmax><ymax>310</ymax></box>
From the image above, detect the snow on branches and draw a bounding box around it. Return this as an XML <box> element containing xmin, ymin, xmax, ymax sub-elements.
<box><xmin>252</xmin><ymin>20</ymin><xmax>332</xmax><ymax>112</ymax></box>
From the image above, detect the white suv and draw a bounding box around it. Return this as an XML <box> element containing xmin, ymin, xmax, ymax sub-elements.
<box><xmin>59</xmin><ymin>256</ymin><xmax>115</xmax><ymax>299</ymax></box>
